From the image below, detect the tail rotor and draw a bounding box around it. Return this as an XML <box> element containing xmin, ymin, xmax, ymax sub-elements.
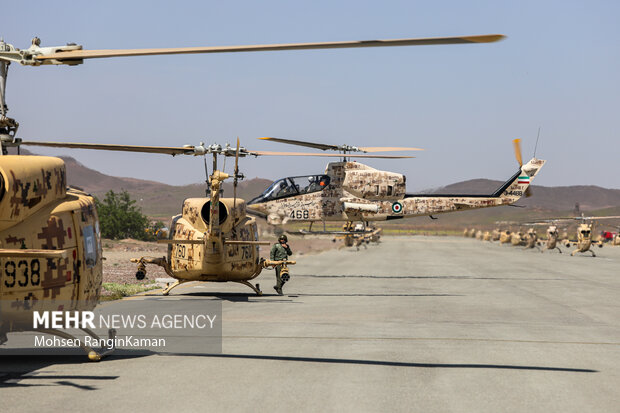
<box><xmin>513</xmin><ymin>138</ymin><xmax>532</xmax><ymax>198</ymax></box>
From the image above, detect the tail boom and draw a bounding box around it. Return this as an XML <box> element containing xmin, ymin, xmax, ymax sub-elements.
<box><xmin>365</xmin><ymin>158</ymin><xmax>546</xmax><ymax>220</ymax></box>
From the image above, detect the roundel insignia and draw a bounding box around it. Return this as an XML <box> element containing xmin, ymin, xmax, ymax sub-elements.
<box><xmin>391</xmin><ymin>201</ymin><xmax>403</xmax><ymax>214</ymax></box>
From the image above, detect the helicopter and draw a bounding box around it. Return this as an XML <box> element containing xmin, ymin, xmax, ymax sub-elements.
<box><xmin>0</xmin><ymin>32</ymin><xmax>505</xmax><ymax>358</ymax></box>
<box><xmin>522</xmin><ymin>228</ymin><xmax>541</xmax><ymax>250</ymax></box>
<box><xmin>541</xmin><ymin>225</ymin><xmax>563</xmax><ymax>253</ymax></box>
<box><xmin>130</xmin><ymin>139</ymin><xmax>297</xmax><ymax>296</ymax></box>
<box><xmin>246</xmin><ymin>137</ymin><xmax>546</xmax><ymax>231</ymax></box>
<box><xmin>462</xmin><ymin>228</ymin><xmax>477</xmax><ymax>238</ymax></box>
<box><xmin>329</xmin><ymin>222</ymin><xmax>382</xmax><ymax>249</ymax></box>
<box><xmin>0</xmin><ymin>154</ymin><xmax>117</xmax><ymax>360</ymax></box>
<box><xmin>499</xmin><ymin>230</ymin><xmax>512</xmax><ymax>244</ymax></box>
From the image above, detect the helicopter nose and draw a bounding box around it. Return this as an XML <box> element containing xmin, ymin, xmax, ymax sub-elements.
<box><xmin>246</xmin><ymin>203</ymin><xmax>267</xmax><ymax>218</ymax></box>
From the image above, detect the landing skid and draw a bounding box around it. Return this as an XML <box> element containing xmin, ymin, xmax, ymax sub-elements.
<box><xmin>571</xmin><ymin>248</ymin><xmax>596</xmax><ymax>257</ymax></box>
<box><xmin>161</xmin><ymin>279</ymin><xmax>191</xmax><ymax>296</ymax></box>
<box><xmin>233</xmin><ymin>280</ymin><xmax>263</xmax><ymax>296</ymax></box>
<box><xmin>161</xmin><ymin>279</ymin><xmax>262</xmax><ymax>296</ymax></box>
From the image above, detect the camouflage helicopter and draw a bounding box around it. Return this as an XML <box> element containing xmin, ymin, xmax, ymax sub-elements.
<box><xmin>527</xmin><ymin>216</ymin><xmax>620</xmax><ymax>257</ymax></box>
<box><xmin>523</xmin><ymin>228</ymin><xmax>541</xmax><ymax>250</ymax></box>
<box><xmin>491</xmin><ymin>228</ymin><xmax>501</xmax><ymax>241</ymax></box>
<box><xmin>542</xmin><ymin>225</ymin><xmax>563</xmax><ymax>253</ymax></box>
<box><xmin>564</xmin><ymin>218</ymin><xmax>620</xmax><ymax>257</ymax></box>
<box><xmin>247</xmin><ymin>137</ymin><xmax>546</xmax><ymax>231</ymax></box>
<box><xmin>0</xmin><ymin>152</ymin><xmax>116</xmax><ymax>360</ymax></box>
<box><xmin>0</xmin><ymin>32</ymin><xmax>506</xmax><ymax>356</ymax></box>
<box><xmin>330</xmin><ymin>222</ymin><xmax>382</xmax><ymax>249</ymax></box>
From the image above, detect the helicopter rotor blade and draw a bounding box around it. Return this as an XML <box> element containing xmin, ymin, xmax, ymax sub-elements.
<box><xmin>19</xmin><ymin>141</ymin><xmax>196</xmax><ymax>155</ymax></box>
<box><xmin>513</xmin><ymin>138</ymin><xmax>523</xmax><ymax>167</ymax></box>
<box><xmin>19</xmin><ymin>140</ymin><xmax>413</xmax><ymax>158</ymax></box>
<box><xmin>259</xmin><ymin>137</ymin><xmax>423</xmax><ymax>153</ymax></box>
<box><xmin>258</xmin><ymin>137</ymin><xmax>338</xmax><ymax>151</ymax></box>
<box><xmin>34</xmin><ymin>35</ymin><xmax>506</xmax><ymax>63</ymax></box>
<box><xmin>358</xmin><ymin>146</ymin><xmax>424</xmax><ymax>152</ymax></box>
<box><xmin>250</xmin><ymin>151</ymin><xmax>413</xmax><ymax>159</ymax></box>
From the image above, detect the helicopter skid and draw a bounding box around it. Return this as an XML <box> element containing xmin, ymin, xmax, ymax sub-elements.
<box><xmin>36</xmin><ymin>327</ymin><xmax>117</xmax><ymax>362</ymax></box>
<box><xmin>161</xmin><ymin>279</ymin><xmax>191</xmax><ymax>296</ymax></box>
<box><xmin>233</xmin><ymin>280</ymin><xmax>263</xmax><ymax>296</ymax></box>
<box><xmin>571</xmin><ymin>248</ymin><xmax>596</xmax><ymax>257</ymax></box>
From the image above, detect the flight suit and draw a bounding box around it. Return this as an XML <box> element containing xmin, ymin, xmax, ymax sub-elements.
<box><xmin>270</xmin><ymin>242</ymin><xmax>292</xmax><ymax>292</ymax></box>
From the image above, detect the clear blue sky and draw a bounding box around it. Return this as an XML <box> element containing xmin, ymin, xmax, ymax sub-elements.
<box><xmin>4</xmin><ymin>0</ymin><xmax>619</xmax><ymax>190</ymax></box>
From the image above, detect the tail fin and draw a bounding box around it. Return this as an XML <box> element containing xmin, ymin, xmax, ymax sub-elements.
<box><xmin>497</xmin><ymin>158</ymin><xmax>546</xmax><ymax>202</ymax></box>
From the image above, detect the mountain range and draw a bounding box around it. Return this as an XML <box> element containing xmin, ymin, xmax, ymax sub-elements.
<box><xmin>12</xmin><ymin>150</ymin><xmax>620</xmax><ymax>223</ymax></box>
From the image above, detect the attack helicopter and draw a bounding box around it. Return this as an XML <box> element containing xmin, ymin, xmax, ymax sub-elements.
<box><xmin>247</xmin><ymin>137</ymin><xmax>546</xmax><ymax>231</ymax></box>
<box><xmin>0</xmin><ymin>32</ymin><xmax>505</xmax><ymax>357</ymax></box>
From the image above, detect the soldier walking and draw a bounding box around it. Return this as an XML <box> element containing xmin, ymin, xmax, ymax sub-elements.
<box><xmin>271</xmin><ymin>234</ymin><xmax>292</xmax><ymax>295</ymax></box>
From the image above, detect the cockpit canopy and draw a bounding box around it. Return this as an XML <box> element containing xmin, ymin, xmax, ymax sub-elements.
<box><xmin>249</xmin><ymin>174</ymin><xmax>331</xmax><ymax>204</ymax></box>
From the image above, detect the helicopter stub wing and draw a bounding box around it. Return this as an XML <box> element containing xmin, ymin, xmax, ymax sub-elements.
<box><xmin>33</xmin><ymin>35</ymin><xmax>505</xmax><ymax>64</ymax></box>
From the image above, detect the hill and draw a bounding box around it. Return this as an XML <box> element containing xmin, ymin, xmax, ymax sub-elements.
<box><xmin>10</xmin><ymin>150</ymin><xmax>271</xmax><ymax>218</ymax></box>
<box><xmin>433</xmin><ymin>179</ymin><xmax>620</xmax><ymax>211</ymax></box>
<box><xmin>60</xmin><ymin>155</ymin><xmax>271</xmax><ymax>217</ymax></box>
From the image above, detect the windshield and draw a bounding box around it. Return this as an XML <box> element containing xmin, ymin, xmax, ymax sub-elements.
<box><xmin>249</xmin><ymin>175</ymin><xmax>330</xmax><ymax>204</ymax></box>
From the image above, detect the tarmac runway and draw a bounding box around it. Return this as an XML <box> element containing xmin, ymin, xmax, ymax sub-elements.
<box><xmin>2</xmin><ymin>236</ymin><xmax>620</xmax><ymax>412</ymax></box>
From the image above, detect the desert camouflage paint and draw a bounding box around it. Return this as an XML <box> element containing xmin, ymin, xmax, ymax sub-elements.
<box><xmin>0</xmin><ymin>156</ymin><xmax>102</xmax><ymax>330</ymax></box>
<box><xmin>248</xmin><ymin>158</ymin><xmax>546</xmax><ymax>226</ymax></box>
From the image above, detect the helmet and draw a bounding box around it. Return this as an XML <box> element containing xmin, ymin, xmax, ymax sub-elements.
<box><xmin>278</xmin><ymin>235</ymin><xmax>288</xmax><ymax>242</ymax></box>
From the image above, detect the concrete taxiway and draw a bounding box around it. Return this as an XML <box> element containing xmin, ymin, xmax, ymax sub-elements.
<box><xmin>2</xmin><ymin>236</ymin><xmax>619</xmax><ymax>412</ymax></box>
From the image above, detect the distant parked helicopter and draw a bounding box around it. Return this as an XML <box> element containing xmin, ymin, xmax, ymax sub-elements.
<box><xmin>330</xmin><ymin>222</ymin><xmax>382</xmax><ymax>249</ymax></box>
